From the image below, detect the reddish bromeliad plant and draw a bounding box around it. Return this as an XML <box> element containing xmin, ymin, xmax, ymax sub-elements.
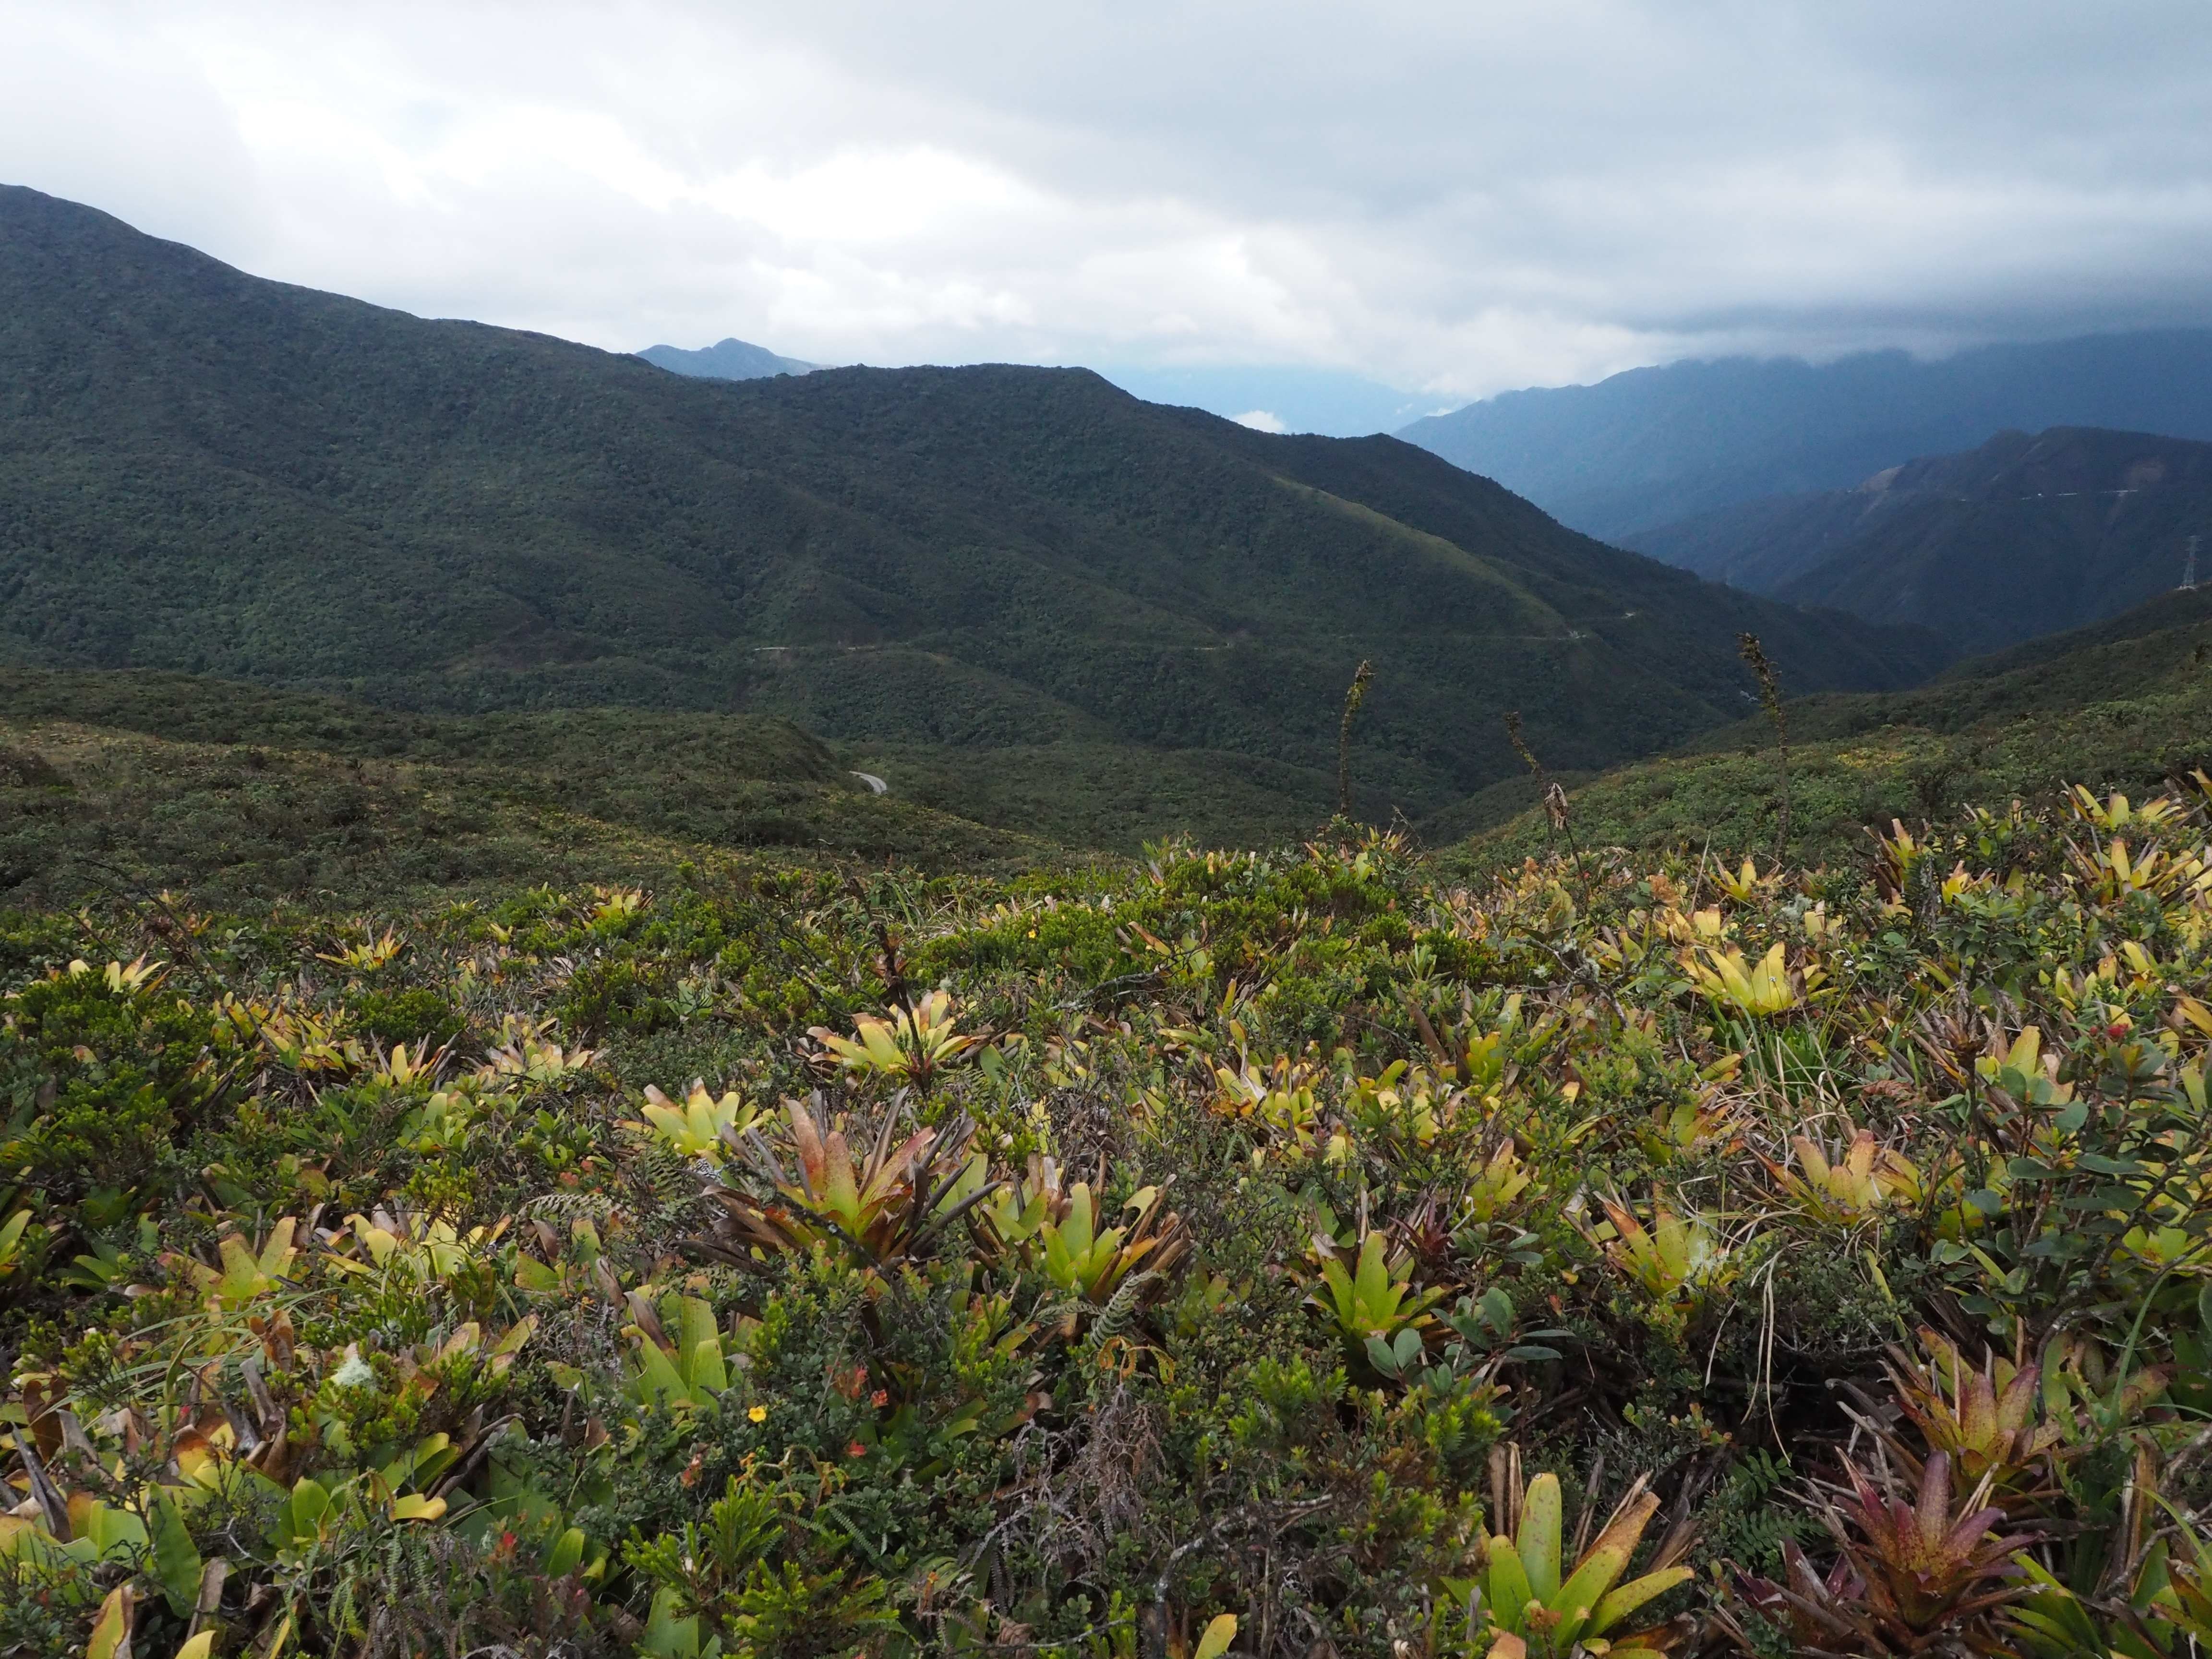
<box><xmin>1731</xmin><ymin>1452</ymin><xmax>2038</xmax><ymax>1655</ymax></box>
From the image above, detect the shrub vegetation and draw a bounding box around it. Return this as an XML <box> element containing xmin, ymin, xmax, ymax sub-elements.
<box><xmin>2</xmin><ymin>771</ymin><xmax>2210</xmax><ymax>1658</ymax></box>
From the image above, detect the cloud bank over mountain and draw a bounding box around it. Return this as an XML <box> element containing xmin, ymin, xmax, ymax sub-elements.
<box><xmin>6</xmin><ymin>1</ymin><xmax>2212</xmax><ymax>406</ymax></box>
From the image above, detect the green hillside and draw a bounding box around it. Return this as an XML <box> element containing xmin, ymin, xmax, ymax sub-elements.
<box><xmin>0</xmin><ymin>663</ymin><xmax>1334</xmax><ymax>863</ymax></box>
<box><xmin>1626</xmin><ymin>426</ymin><xmax>2212</xmax><ymax>652</ymax></box>
<box><xmin>0</xmin><ymin>185</ymin><xmax>1946</xmax><ymax>831</ymax></box>
<box><xmin>0</xmin><ymin>668</ymin><xmax>1056</xmax><ymax>908</ymax></box>
<box><xmin>1449</xmin><ymin>581</ymin><xmax>2212</xmax><ymax>870</ymax></box>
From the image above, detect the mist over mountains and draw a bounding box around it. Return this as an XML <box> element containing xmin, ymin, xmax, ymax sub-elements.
<box><xmin>14</xmin><ymin>11</ymin><xmax>2212</xmax><ymax>1652</ymax></box>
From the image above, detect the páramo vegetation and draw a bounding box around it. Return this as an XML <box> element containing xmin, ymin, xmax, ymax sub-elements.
<box><xmin>2</xmin><ymin>777</ymin><xmax>2211</xmax><ymax>1659</ymax></box>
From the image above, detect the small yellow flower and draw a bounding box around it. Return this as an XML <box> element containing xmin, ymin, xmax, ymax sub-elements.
<box><xmin>747</xmin><ymin>1405</ymin><xmax>768</xmax><ymax>1423</ymax></box>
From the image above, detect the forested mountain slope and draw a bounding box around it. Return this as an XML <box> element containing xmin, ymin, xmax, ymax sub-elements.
<box><xmin>1399</xmin><ymin>333</ymin><xmax>2212</xmax><ymax>541</ymax></box>
<box><xmin>0</xmin><ymin>184</ymin><xmax>1943</xmax><ymax>823</ymax></box>
<box><xmin>1625</xmin><ymin>427</ymin><xmax>2212</xmax><ymax>652</ymax></box>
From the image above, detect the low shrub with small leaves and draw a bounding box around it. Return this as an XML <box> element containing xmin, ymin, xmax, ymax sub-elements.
<box><xmin>2</xmin><ymin>778</ymin><xmax>2211</xmax><ymax>1659</ymax></box>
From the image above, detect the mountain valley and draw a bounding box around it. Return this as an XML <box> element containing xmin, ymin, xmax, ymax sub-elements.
<box><xmin>1624</xmin><ymin>425</ymin><xmax>2212</xmax><ymax>652</ymax></box>
<box><xmin>635</xmin><ymin>337</ymin><xmax>821</xmax><ymax>380</ymax></box>
<box><xmin>0</xmin><ymin>184</ymin><xmax>1947</xmax><ymax>848</ymax></box>
<box><xmin>6</xmin><ymin>170</ymin><xmax>2212</xmax><ymax>1659</ymax></box>
<box><xmin>1399</xmin><ymin>332</ymin><xmax>2212</xmax><ymax>541</ymax></box>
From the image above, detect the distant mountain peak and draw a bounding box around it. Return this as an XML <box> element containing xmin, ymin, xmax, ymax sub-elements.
<box><xmin>636</xmin><ymin>337</ymin><xmax>819</xmax><ymax>380</ymax></box>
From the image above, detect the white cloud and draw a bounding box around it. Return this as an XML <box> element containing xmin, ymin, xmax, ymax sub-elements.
<box><xmin>5</xmin><ymin>1</ymin><xmax>2212</xmax><ymax>402</ymax></box>
<box><xmin>1230</xmin><ymin>410</ymin><xmax>1289</xmax><ymax>433</ymax></box>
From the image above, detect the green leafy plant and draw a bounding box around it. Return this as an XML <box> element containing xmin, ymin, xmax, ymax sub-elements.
<box><xmin>810</xmin><ymin>989</ymin><xmax>981</xmax><ymax>1089</ymax></box>
<box><xmin>1034</xmin><ymin>1180</ymin><xmax>1186</xmax><ymax>1303</ymax></box>
<box><xmin>1462</xmin><ymin>1470</ymin><xmax>1692</xmax><ymax>1659</ymax></box>
<box><xmin>697</xmin><ymin>1096</ymin><xmax>996</xmax><ymax>1271</ymax></box>
<box><xmin>624</xmin><ymin>1293</ymin><xmax>731</xmax><ymax>1409</ymax></box>
<box><xmin>1589</xmin><ymin>1193</ymin><xmax>1750</xmax><ymax>1329</ymax></box>
<box><xmin>635</xmin><ymin>1080</ymin><xmax>760</xmax><ymax>1165</ymax></box>
<box><xmin>1311</xmin><ymin>1231</ymin><xmax>1446</xmax><ymax>1354</ymax></box>
<box><xmin>626</xmin><ymin>1475</ymin><xmax>896</xmax><ymax>1659</ymax></box>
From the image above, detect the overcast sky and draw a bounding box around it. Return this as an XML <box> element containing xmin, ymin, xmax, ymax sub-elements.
<box><xmin>9</xmin><ymin>1</ymin><xmax>2212</xmax><ymax>427</ymax></box>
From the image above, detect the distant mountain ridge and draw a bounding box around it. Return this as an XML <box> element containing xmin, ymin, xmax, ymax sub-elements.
<box><xmin>0</xmin><ymin>183</ymin><xmax>1945</xmax><ymax>837</ymax></box>
<box><xmin>1398</xmin><ymin>333</ymin><xmax>2212</xmax><ymax>541</ymax></box>
<box><xmin>1625</xmin><ymin>426</ymin><xmax>2212</xmax><ymax>654</ymax></box>
<box><xmin>637</xmin><ymin>337</ymin><xmax>819</xmax><ymax>379</ymax></box>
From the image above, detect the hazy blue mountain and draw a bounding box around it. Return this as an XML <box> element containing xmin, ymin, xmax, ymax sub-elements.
<box><xmin>1627</xmin><ymin>426</ymin><xmax>2212</xmax><ymax>654</ymax></box>
<box><xmin>1399</xmin><ymin>333</ymin><xmax>2212</xmax><ymax>541</ymax></box>
<box><xmin>637</xmin><ymin>337</ymin><xmax>819</xmax><ymax>378</ymax></box>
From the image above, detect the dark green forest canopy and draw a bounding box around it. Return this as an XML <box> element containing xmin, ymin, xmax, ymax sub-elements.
<box><xmin>0</xmin><ymin>185</ymin><xmax>1944</xmax><ymax>827</ymax></box>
